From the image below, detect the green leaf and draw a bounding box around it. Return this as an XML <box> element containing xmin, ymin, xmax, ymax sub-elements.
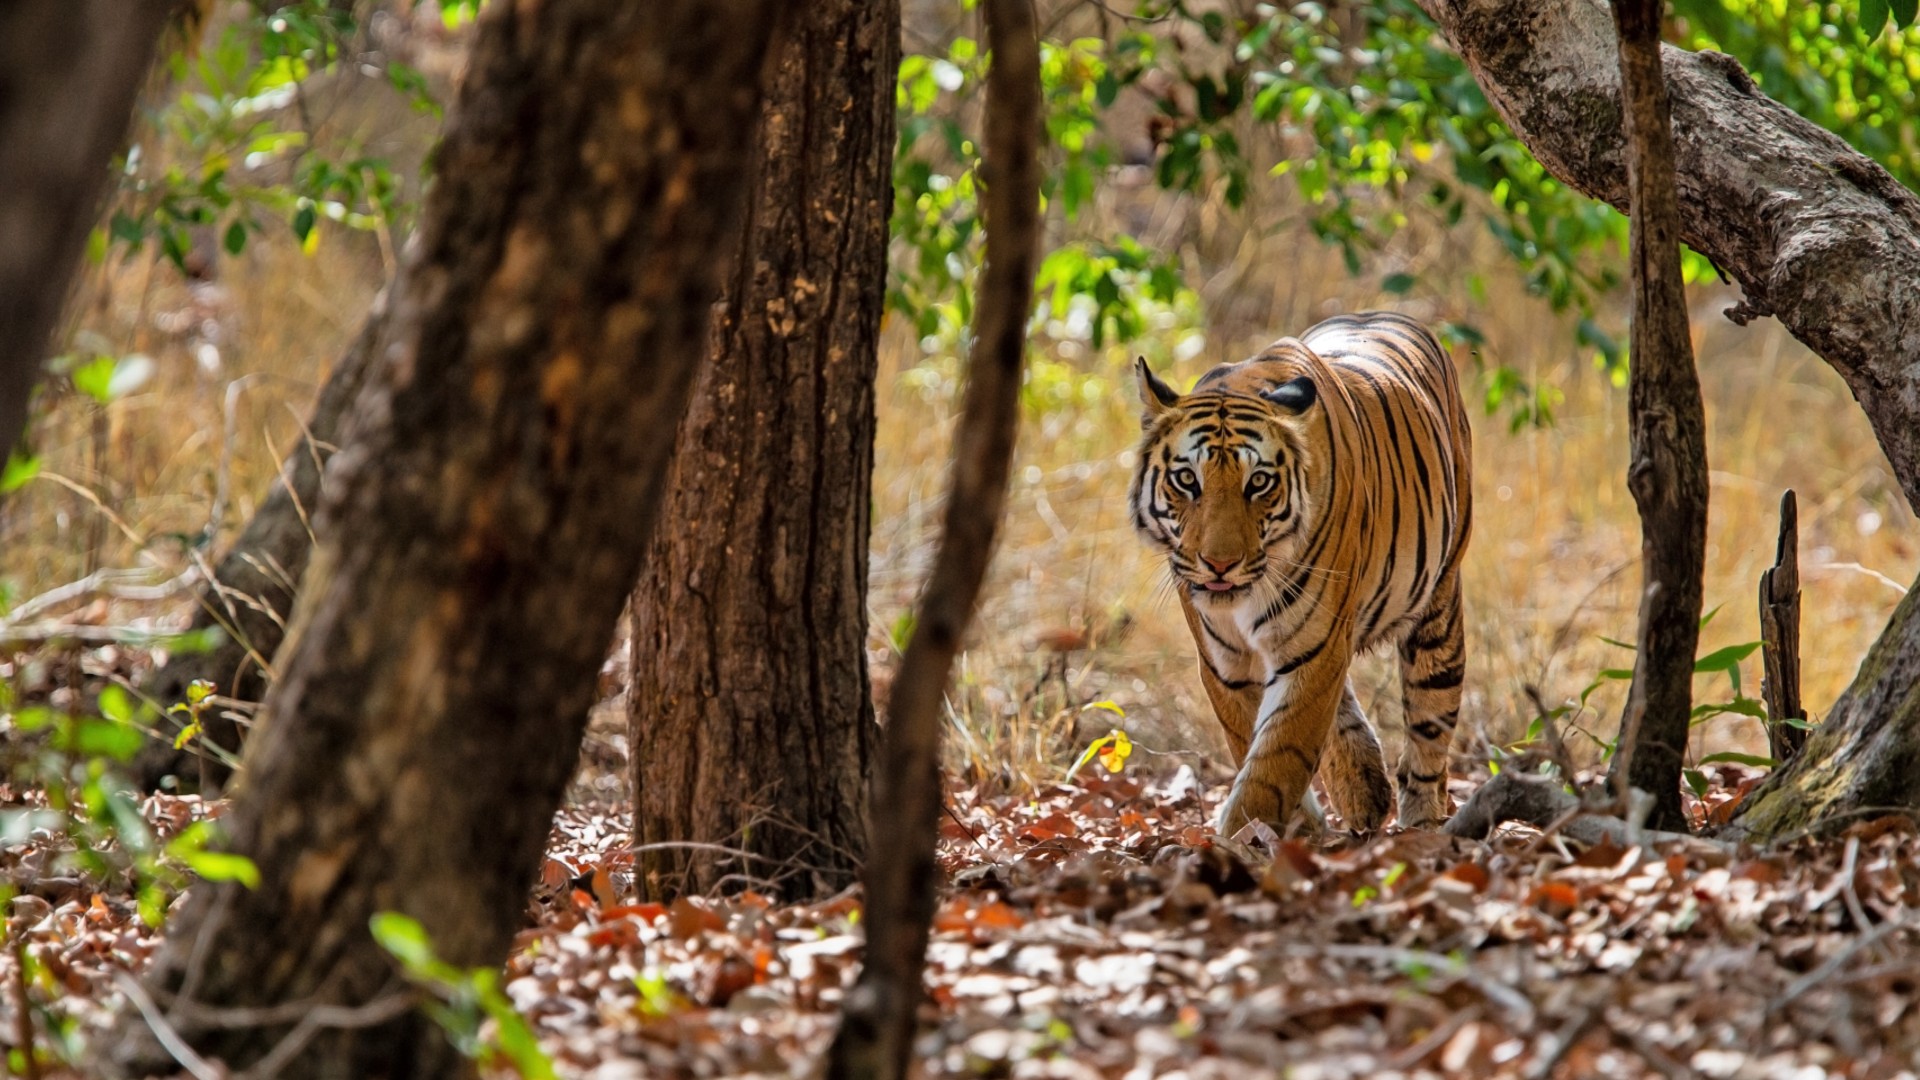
<box><xmin>1698</xmin><ymin>751</ymin><xmax>1778</xmax><ymax>768</ymax></box>
<box><xmin>291</xmin><ymin>203</ymin><xmax>317</xmax><ymax>243</ymax></box>
<box><xmin>99</xmin><ymin>685</ymin><xmax>134</xmax><ymax>724</ymax></box>
<box><xmin>72</xmin><ymin>355</ymin><xmax>117</xmax><ymax>403</ymax></box>
<box><xmin>370</xmin><ymin>912</ymin><xmax>444</xmax><ymax>979</ymax></box>
<box><xmin>1381</xmin><ymin>271</ymin><xmax>1416</xmax><ymax>294</ymax></box>
<box><xmin>1895</xmin><ymin>0</ymin><xmax>1919</xmax><ymax>29</ymax></box>
<box><xmin>1694</xmin><ymin>642</ymin><xmax>1760</xmax><ymax>674</ymax></box>
<box><xmin>223</xmin><ymin>221</ymin><xmax>248</xmax><ymax>255</ymax></box>
<box><xmin>1862</xmin><ymin>0</ymin><xmax>1892</xmax><ymax>39</ymax></box>
<box><xmin>1</xmin><ymin>452</ymin><xmax>40</xmax><ymax>494</ymax></box>
<box><xmin>177</xmin><ymin>849</ymin><xmax>261</xmax><ymax>888</ymax></box>
<box><xmin>57</xmin><ymin>716</ymin><xmax>144</xmax><ymax>760</ymax></box>
<box><xmin>1683</xmin><ymin>768</ymin><xmax>1709</xmax><ymax>798</ymax></box>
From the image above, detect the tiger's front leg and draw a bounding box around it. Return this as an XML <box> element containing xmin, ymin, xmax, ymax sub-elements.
<box><xmin>1213</xmin><ymin>658</ymin><xmax>1345</xmax><ymax>838</ymax></box>
<box><xmin>1395</xmin><ymin>567</ymin><xmax>1467</xmax><ymax>828</ymax></box>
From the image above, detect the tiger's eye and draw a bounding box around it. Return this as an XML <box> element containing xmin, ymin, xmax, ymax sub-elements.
<box><xmin>1246</xmin><ymin>471</ymin><xmax>1275</xmax><ymax>497</ymax></box>
<box><xmin>1171</xmin><ymin>467</ymin><xmax>1200</xmax><ymax>495</ymax></box>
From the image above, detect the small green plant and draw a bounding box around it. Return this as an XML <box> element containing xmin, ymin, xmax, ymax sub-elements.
<box><xmin>1514</xmin><ymin>605</ymin><xmax>1780</xmax><ymax>793</ymax></box>
<box><xmin>370</xmin><ymin>912</ymin><xmax>557</xmax><ymax>1080</ymax></box>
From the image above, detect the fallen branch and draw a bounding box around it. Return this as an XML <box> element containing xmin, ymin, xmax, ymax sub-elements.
<box><xmin>1444</xmin><ymin>771</ymin><xmax>1700</xmax><ymax>848</ymax></box>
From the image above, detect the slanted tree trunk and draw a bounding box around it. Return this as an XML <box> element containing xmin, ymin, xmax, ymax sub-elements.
<box><xmin>824</xmin><ymin>1</ymin><xmax>1041</xmax><ymax>1076</ymax></box>
<box><xmin>1724</xmin><ymin>582</ymin><xmax>1920</xmax><ymax>842</ymax></box>
<box><xmin>132</xmin><ymin>298</ymin><xmax>388</xmax><ymax>792</ymax></box>
<box><xmin>104</xmin><ymin>2</ymin><xmax>780</xmax><ymax>1076</ymax></box>
<box><xmin>1604</xmin><ymin>0</ymin><xmax>1708</xmax><ymax>834</ymax></box>
<box><xmin>1417</xmin><ymin>0</ymin><xmax>1920</xmax><ymax>841</ymax></box>
<box><xmin>0</xmin><ymin>1</ymin><xmax>174</xmax><ymax>464</ymax></box>
<box><xmin>629</xmin><ymin>0</ymin><xmax>898</xmax><ymax>903</ymax></box>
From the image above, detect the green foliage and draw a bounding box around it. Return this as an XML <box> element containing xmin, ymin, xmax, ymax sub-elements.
<box><xmin>108</xmin><ymin>1</ymin><xmax>443</xmax><ymax>273</ymax></box>
<box><xmin>4</xmin><ymin>684</ymin><xmax>258</xmax><ymax>932</ymax></box>
<box><xmin>892</xmin><ymin>33</ymin><xmax>1200</xmax><ymax>357</ymax></box>
<box><xmin>1674</xmin><ymin>0</ymin><xmax>1920</xmax><ymax>188</ymax></box>
<box><xmin>371</xmin><ymin>913</ymin><xmax>557</xmax><ymax>1079</ymax></box>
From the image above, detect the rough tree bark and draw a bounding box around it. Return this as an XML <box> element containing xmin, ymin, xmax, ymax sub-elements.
<box><xmin>105</xmin><ymin>2</ymin><xmax>780</xmax><ymax>1076</ymax></box>
<box><xmin>0</xmin><ymin>1</ymin><xmax>175</xmax><ymax>463</ymax></box>
<box><xmin>1604</xmin><ymin>0</ymin><xmax>1708</xmax><ymax>834</ymax></box>
<box><xmin>132</xmin><ymin>298</ymin><xmax>387</xmax><ymax>792</ymax></box>
<box><xmin>629</xmin><ymin>0</ymin><xmax>898</xmax><ymax>902</ymax></box>
<box><xmin>1417</xmin><ymin>0</ymin><xmax>1920</xmax><ymax>840</ymax></box>
<box><xmin>824</xmin><ymin>1</ymin><xmax>1041</xmax><ymax>1077</ymax></box>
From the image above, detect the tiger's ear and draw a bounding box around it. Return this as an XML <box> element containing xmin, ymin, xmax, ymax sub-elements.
<box><xmin>1260</xmin><ymin>375</ymin><xmax>1317</xmax><ymax>415</ymax></box>
<box><xmin>1135</xmin><ymin>357</ymin><xmax>1180</xmax><ymax>419</ymax></box>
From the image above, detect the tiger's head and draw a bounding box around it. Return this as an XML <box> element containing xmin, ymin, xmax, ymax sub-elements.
<box><xmin>1127</xmin><ymin>356</ymin><xmax>1321</xmax><ymax>603</ymax></box>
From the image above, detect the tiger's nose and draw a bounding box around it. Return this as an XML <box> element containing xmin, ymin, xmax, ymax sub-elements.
<box><xmin>1200</xmin><ymin>555</ymin><xmax>1238</xmax><ymax>575</ymax></box>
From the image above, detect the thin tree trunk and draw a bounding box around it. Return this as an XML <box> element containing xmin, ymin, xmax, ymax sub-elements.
<box><xmin>131</xmin><ymin>297</ymin><xmax>388</xmax><ymax>792</ymax></box>
<box><xmin>824</xmin><ymin>1</ymin><xmax>1041</xmax><ymax>1076</ymax></box>
<box><xmin>103</xmin><ymin>2</ymin><xmax>780</xmax><ymax>1076</ymax></box>
<box><xmin>0</xmin><ymin>1</ymin><xmax>174</xmax><ymax>464</ymax></box>
<box><xmin>629</xmin><ymin>0</ymin><xmax>898</xmax><ymax>903</ymax></box>
<box><xmin>1604</xmin><ymin>0</ymin><xmax>1708</xmax><ymax>834</ymax></box>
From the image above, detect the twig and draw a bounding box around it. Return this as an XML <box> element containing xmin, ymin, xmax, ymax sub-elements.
<box><xmin>1524</xmin><ymin>1004</ymin><xmax>1600</xmax><ymax>1080</ymax></box>
<box><xmin>628</xmin><ymin>840</ymin><xmax>835</xmax><ymax>871</ymax></box>
<box><xmin>12</xmin><ymin>923</ymin><xmax>38</xmax><ymax>1080</ymax></box>
<box><xmin>113</xmin><ymin>972</ymin><xmax>223</xmax><ymax>1080</ymax></box>
<box><xmin>1810</xmin><ymin>561</ymin><xmax>1909</xmax><ymax>597</ymax></box>
<box><xmin>235</xmin><ymin>990</ymin><xmax>415</xmax><ymax>1080</ymax></box>
<box><xmin>1837</xmin><ymin>836</ymin><xmax>1889</xmax><ymax>961</ymax></box>
<box><xmin>0</xmin><ymin>566</ymin><xmax>199</xmax><ymax>628</ymax></box>
<box><xmin>1523</xmin><ymin>684</ymin><xmax>1584</xmax><ymax>790</ymax></box>
<box><xmin>1277</xmin><ymin>943</ymin><xmax>1536</xmax><ymax>1027</ymax></box>
<box><xmin>1386</xmin><ymin>1005</ymin><xmax>1481</xmax><ymax>1070</ymax></box>
<box><xmin>1610</xmin><ymin>1019</ymin><xmax>1696</xmax><ymax>1080</ymax></box>
<box><xmin>1771</xmin><ymin>916</ymin><xmax>1915</xmax><ymax>1012</ymax></box>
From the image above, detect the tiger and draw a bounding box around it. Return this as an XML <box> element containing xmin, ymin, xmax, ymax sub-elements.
<box><xmin>1128</xmin><ymin>311</ymin><xmax>1473</xmax><ymax>837</ymax></box>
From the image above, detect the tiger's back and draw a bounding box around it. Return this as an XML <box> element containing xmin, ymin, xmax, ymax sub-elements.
<box><xmin>1129</xmin><ymin>311</ymin><xmax>1472</xmax><ymax>835</ymax></box>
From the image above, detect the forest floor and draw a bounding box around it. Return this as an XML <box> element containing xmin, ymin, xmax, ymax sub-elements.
<box><xmin>6</xmin><ymin>752</ymin><xmax>1920</xmax><ymax>1080</ymax></box>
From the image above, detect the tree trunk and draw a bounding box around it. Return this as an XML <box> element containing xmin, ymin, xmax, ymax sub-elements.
<box><xmin>1415</xmin><ymin>0</ymin><xmax>1920</xmax><ymax>511</ymax></box>
<box><xmin>1726</xmin><ymin>580</ymin><xmax>1920</xmax><ymax>842</ymax></box>
<box><xmin>628</xmin><ymin>0</ymin><xmax>897</xmax><ymax>903</ymax></box>
<box><xmin>0</xmin><ymin>1</ymin><xmax>174</xmax><ymax>463</ymax></box>
<box><xmin>1416</xmin><ymin>0</ymin><xmax>1920</xmax><ymax>840</ymax></box>
<box><xmin>1604</xmin><ymin>0</ymin><xmax>1708</xmax><ymax>834</ymax></box>
<box><xmin>104</xmin><ymin>2</ymin><xmax>780</xmax><ymax>1076</ymax></box>
<box><xmin>131</xmin><ymin>296</ymin><xmax>388</xmax><ymax>792</ymax></box>
<box><xmin>824</xmin><ymin>0</ymin><xmax>1041</xmax><ymax>1076</ymax></box>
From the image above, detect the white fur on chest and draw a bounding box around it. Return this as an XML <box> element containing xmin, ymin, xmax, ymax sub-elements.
<box><xmin>1197</xmin><ymin>594</ymin><xmax>1275</xmax><ymax>682</ymax></box>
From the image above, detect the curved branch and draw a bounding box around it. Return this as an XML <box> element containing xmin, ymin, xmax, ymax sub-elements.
<box><xmin>1419</xmin><ymin>0</ymin><xmax>1920</xmax><ymax>514</ymax></box>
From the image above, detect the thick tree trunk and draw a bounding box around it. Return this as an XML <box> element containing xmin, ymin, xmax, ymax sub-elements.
<box><xmin>1415</xmin><ymin>0</ymin><xmax>1920</xmax><ymax>511</ymax></box>
<box><xmin>629</xmin><ymin>0</ymin><xmax>897</xmax><ymax>903</ymax></box>
<box><xmin>132</xmin><ymin>298</ymin><xmax>387</xmax><ymax>792</ymax></box>
<box><xmin>104</xmin><ymin>2</ymin><xmax>779</xmax><ymax>1077</ymax></box>
<box><xmin>1604</xmin><ymin>0</ymin><xmax>1707</xmax><ymax>834</ymax></box>
<box><xmin>1417</xmin><ymin>0</ymin><xmax>1920</xmax><ymax>841</ymax></box>
<box><xmin>824</xmin><ymin>1</ymin><xmax>1041</xmax><ymax>1077</ymax></box>
<box><xmin>0</xmin><ymin>1</ymin><xmax>174</xmax><ymax>463</ymax></box>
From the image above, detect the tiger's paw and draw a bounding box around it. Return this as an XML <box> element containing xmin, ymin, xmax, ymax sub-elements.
<box><xmin>1394</xmin><ymin>786</ymin><xmax>1453</xmax><ymax>830</ymax></box>
<box><xmin>1214</xmin><ymin>785</ymin><xmax>1325</xmax><ymax>841</ymax></box>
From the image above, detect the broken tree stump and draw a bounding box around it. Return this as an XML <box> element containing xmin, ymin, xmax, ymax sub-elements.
<box><xmin>1760</xmin><ymin>489</ymin><xmax>1805</xmax><ymax>763</ymax></box>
